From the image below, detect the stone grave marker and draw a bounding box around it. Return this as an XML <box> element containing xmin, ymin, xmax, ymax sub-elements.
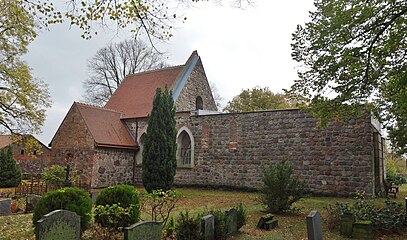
<box><xmin>257</xmin><ymin>213</ymin><xmax>278</xmax><ymax>230</ymax></box>
<box><xmin>352</xmin><ymin>220</ymin><xmax>374</xmax><ymax>240</ymax></box>
<box><xmin>306</xmin><ymin>210</ymin><xmax>323</xmax><ymax>240</ymax></box>
<box><xmin>36</xmin><ymin>209</ymin><xmax>81</xmax><ymax>240</ymax></box>
<box><xmin>25</xmin><ymin>194</ymin><xmax>41</xmax><ymax>213</ymax></box>
<box><xmin>201</xmin><ymin>214</ymin><xmax>214</xmax><ymax>240</ymax></box>
<box><xmin>90</xmin><ymin>191</ymin><xmax>100</xmax><ymax>204</ymax></box>
<box><xmin>124</xmin><ymin>221</ymin><xmax>162</xmax><ymax>240</ymax></box>
<box><xmin>225</xmin><ymin>208</ymin><xmax>237</xmax><ymax>234</ymax></box>
<box><xmin>0</xmin><ymin>199</ymin><xmax>11</xmax><ymax>216</ymax></box>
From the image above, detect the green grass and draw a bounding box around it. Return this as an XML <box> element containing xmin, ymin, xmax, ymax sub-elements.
<box><xmin>1</xmin><ymin>186</ymin><xmax>407</xmax><ymax>239</ymax></box>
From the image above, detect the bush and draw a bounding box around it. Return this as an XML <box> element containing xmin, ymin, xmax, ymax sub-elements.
<box><xmin>236</xmin><ymin>202</ymin><xmax>247</xmax><ymax>229</ymax></box>
<box><xmin>32</xmin><ymin>187</ymin><xmax>92</xmax><ymax>231</ymax></box>
<box><xmin>0</xmin><ymin>146</ymin><xmax>21</xmax><ymax>187</ymax></box>
<box><xmin>260</xmin><ymin>160</ymin><xmax>305</xmax><ymax>213</ymax></box>
<box><xmin>372</xmin><ymin>199</ymin><xmax>406</xmax><ymax>233</ymax></box>
<box><xmin>163</xmin><ymin>216</ymin><xmax>176</xmax><ymax>239</ymax></box>
<box><xmin>208</xmin><ymin>209</ymin><xmax>230</xmax><ymax>240</ymax></box>
<box><xmin>96</xmin><ymin>185</ymin><xmax>140</xmax><ymax>208</ymax></box>
<box><xmin>42</xmin><ymin>165</ymin><xmax>66</xmax><ymax>187</ymax></box>
<box><xmin>327</xmin><ymin>192</ymin><xmax>406</xmax><ymax>234</ymax></box>
<box><xmin>82</xmin><ymin>223</ymin><xmax>122</xmax><ymax>240</ymax></box>
<box><xmin>142</xmin><ymin>189</ymin><xmax>180</xmax><ymax>228</ymax></box>
<box><xmin>94</xmin><ymin>204</ymin><xmax>140</xmax><ymax>231</ymax></box>
<box><xmin>175</xmin><ymin>211</ymin><xmax>202</xmax><ymax>240</ymax></box>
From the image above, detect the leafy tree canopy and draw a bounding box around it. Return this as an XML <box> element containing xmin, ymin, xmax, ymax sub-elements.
<box><xmin>224</xmin><ymin>86</ymin><xmax>306</xmax><ymax>113</ymax></box>
<box><xmin>0</xmin><ymin>0</ymin><xmax>51</xmax><ymax>135</ymax></box>
<box><xmin>289</xmin><ymin>0</ymin><xmax>407</xmax><ymax>154</ymax></box>
<box><xmin>12</xmin><ymin>0</ymin><xmax>254</xmax><ymax>41</ymax></box>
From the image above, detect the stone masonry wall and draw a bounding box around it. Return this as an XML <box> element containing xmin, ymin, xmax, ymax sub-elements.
<box><xmin>91</xmin><ymin>148</ymin><xmax>136</xmax><ymax>188</ymax></box>
<box><xmin>172</xmin><ymin>109</ymin><xmax>374</xmax><ymax>196</ymax></box>
<box><xmin>50</xmin><ymin>104</ymin><xmax>96</xmax><ymax>186</ymax></box>
<box><xmin>175</xmin><ymin>59</ymin><xmax>218</xmax><ymax>112</ymax></box>
<box><xmin>12</xmin><ymin>141</ymin><xmax>51</xmax><ymax>175</ymax></box>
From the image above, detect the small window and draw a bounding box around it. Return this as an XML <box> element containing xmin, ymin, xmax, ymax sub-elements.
<box><xmin>21</xmin><ymin>149</ymin><xmax>24</xmax><ymax>155</ymax></box>
<box><xmin>196</xmin><ymin>96</ymin><xmax>203</xmax><ymax>110</ymax></box>
<box><xmin>33</xmin><ymin>150</ymin><xmax>37</xmax><ymax>155</ymax></box>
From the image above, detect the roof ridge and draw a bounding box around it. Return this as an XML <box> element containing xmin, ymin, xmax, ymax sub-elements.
<box><xmin>74</xmin><ymin>102</ymin><xmax>122</xmax><ymax>114</ymax></box>
<box><xmin>125</xmin><ymin>65</ymin><xmax>184</xmax><ymax>78</ymax></box>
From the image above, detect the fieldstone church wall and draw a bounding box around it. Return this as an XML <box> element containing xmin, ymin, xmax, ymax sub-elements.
<box><xmin>175</xmin><ymin>60</ymin><xmax>218</xmax><ymax>112</ymax></box>
<box><xmin>171</xmin><ymin>109</ymin><xmax>375</xmax><ymax>196</ymax></box>
<box><xmin>91</xmin><ymin>148</ymin><xmax>135</xmax><ymax>188</ymax></box>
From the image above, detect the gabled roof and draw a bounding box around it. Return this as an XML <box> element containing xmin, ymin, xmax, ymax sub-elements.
<box><xmin>104</xmin><ymin>51</ymin><xmax>201</xmax><ymax>118</ymax></box>
<box><xmin>75</xmin><ymin>102</ymin><xmax>137</xmax><ymax>149</ymax></box>
<box><xmin>104</xmin><ymin>66</ymin><xmax>183</xmax><ymax>118</ymax></box>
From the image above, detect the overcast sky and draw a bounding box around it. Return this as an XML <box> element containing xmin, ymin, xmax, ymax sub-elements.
<box><xmin>24</xmin><ymin>0</ymin><xmax>315</xmax><ymax>145</ymax></box>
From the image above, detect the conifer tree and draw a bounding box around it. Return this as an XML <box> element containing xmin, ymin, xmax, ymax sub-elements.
<box><xmin>142</xmin><ymin>87</ymin><xmax>177</xmax><ymax>193</ymax></box>
<box><xmin>0</xmin><ymin>145</ymin><xmax>22</xmax><ymax>187</ymax></box>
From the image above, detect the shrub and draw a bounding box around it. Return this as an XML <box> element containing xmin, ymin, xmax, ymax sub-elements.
<box><xmin>94</xmin><ymin>203</ymin><xmax>140</xmax><ymax>231</ymax></box>
<box><xmin>327</xmin><ymin>192</ymin><xmax>406</xmax><ymax>234</ymax></box>
<box><xmin>96</xmin><ymin>185</ymin><xmax>140</xmax><ymax>208</ymax></box>
<box><xmin>236</xmin><ymin>202</ymin><xmax>247</xmax><ymax>229</ymax></box>
<box><xmin>32</xmin><ymin>187</ymin><xmax>92</xmax><ymax>231</ymax></box>
<box><xmin>0</xmin><ymin>146</ymin><xmax>21</xmax><ymax>187</ymax></box>
<box><xmin>42</xmin><ymin>165</ymin><xmax>66</xmax><ymax>187</ymax></box>
<box><xmin>208</xmin><ymin>209</ymin><xmax>230</xmax><ymax>240</ymax></box>
<box><xmin>372</xmin><ymin>199</ymin><xmax>406</xmax><ymax>233</ymax></box>
<box><xmin>142</xmin><ymin>189</ymin><xmax>180</xmax><ymax>228</ymax></box>
<box><xmin>142</xmin><ymin>87</ymin><xmax>177</xmax><ymax>193</ymax></box>
<box><xmin>82</xmin><ymin>223</ymin><xmax>122</xmax><ymax>240</ymax></box>
<box><xmin>163</xmin><ymin>216</ymin><xmax>176</xmax><ymax>239</ymax></box>
<box><xmin>175</xmin><ymin>211</ymin><xmax>202</xmax><ymax>240</ymax></box>
<box><xmin>260</xmin><ymin>160</ymin><xmax>305</xmax><ymax>213</ymax></box>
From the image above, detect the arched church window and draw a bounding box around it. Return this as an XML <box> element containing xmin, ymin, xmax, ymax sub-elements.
<box><xmin>178</xmin><ymin>131</ymin><xmax>191</xmax><ymax>166</ymax></box>
<box><xmin>196</xmin><ymin>96</ymin><xmax>203</xmax><ymax>110</ymax></box>
<box><xmin>176</xmin><ymin>127</ymin><xmax>194</xmax><ymax>167</ymax></box>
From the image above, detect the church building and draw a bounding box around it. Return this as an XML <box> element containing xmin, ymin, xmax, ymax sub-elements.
<box><xmin>50</xmin><ymin>51</ymin><xmax>385</xmax><ymax>196</ymax></box>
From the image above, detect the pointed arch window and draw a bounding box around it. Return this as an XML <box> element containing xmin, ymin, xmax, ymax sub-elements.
<box><xmin>176</xmin><ymin>127</ymin><xmax>195</xmax><ymax>168</ymax></box>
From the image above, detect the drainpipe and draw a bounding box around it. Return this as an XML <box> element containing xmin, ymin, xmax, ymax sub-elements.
<box><xmin>133</xmin><ymin>120</ymin><xmax>139</xmax><ymax>186</ymax></box>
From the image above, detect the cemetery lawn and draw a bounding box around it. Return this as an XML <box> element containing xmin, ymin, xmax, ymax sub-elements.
<box><xmin>1</xmin><ymin>185</ymin><xmax>406</xmax><ymax>240</ymax></box>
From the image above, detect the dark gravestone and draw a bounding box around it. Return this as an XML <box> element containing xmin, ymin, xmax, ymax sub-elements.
<box><xmin>90</xmin><ymin>191</ymin><xmax>100</xmax><ymax>204</ymax></box>
<box><xmin>0</xmin><ymin>199</ymin><xmax>11</xmax><ymax>216</ymax></box>
<box><xmin>201</xmin><ymin>214</ymin><xmax>214</xmax><ymax>240</ymax></box>
<box><xmin>306</xmin><ymin>210</ymin><xmax>323</xmax><ymax>240</ymax></box>
<box><xmin>352</xmin><ymin>220</ymin><xmax>374</xmax><ymax>240</ymax></box>
<box><xmin>340</xmin><ymin>213</ymin><xmax>354</xmax><ymax>237</ymax></box>
<box><xmin>25</xmin><ymin>194</ymin><xmax>41</xmax><ymax>213</ymax></box>
<box><xmin>225</xmin><ymin>208</ymin><xmax>237</xmax><ymax>234</ymax></box>
<box><xmin>124</xmin><ymin>221</ymin><xmax>162</xmax><ymax>240</ymax></box>
<box><xmin>257</xmin><ymin>213</ymin><xmax>278</xmax><ymax>230</ymax></box>
<box><xmin>36</xmin><ymin>209</ymin><xmax>81</xmax><ymax>240</ymax></box>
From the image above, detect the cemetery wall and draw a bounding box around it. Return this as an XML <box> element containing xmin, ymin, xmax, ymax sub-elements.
<box><xmin>173</xmin><ymin>109</ymin><xmax>375</xmax><ymax>196</ymax></box>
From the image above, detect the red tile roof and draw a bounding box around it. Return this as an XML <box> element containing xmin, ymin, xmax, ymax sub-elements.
<box><xmin>75</xmin><ymin>102</ymin><xmax>137</xmax><ymax>149</ymax></box>
<box><xmin>104</xmin><ymin>66</ymin><xmax>184</xmax><ymax>118</ymax></box>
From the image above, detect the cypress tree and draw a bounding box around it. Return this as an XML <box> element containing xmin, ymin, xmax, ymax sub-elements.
<box><xmin>0</xmin><ymin>145</ymin><xmax>22</xmax><ymax>187</ymax></box>
<box><xmin>142</xmin><ymin>87</ymin><xmax>177</xmax><ymax>193</ymax></box>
